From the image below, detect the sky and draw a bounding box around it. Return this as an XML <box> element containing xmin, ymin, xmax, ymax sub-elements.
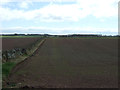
<box><xmin>0</xmin><ymin>0</ymin><xmax>119</xmax><ymax>35</ymax></box>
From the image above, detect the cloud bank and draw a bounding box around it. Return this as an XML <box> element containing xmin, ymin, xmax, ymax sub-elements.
<box><xmin>0</xmin><ymin>0</ymin><xmax>119</xmax><ymax>22</ymax></box>
<box><xmin>0</xmin><ymin>0</ymin><xmax>119</xmax><ymax>35</ymax></box>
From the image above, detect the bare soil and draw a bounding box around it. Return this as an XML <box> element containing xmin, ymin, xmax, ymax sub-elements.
<box><xmin>2</xmin><ymin>38</ymin><xmax>40</xmax><ymax>51</ymax></box>
<box><xmin>5</xmin><ymin>38</ymin><xmax>118</xmax><ymax>88</ymax></box>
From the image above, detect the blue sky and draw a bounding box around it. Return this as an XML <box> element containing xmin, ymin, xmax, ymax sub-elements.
<box><xmin>0</xmin><ymin>0</ymin><xmax>119</xmax><ymax>35</ymax></box>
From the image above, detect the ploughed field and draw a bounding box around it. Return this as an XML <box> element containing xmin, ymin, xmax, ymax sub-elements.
<box><xmin>2</xmin><ymin>37</ymin><xmax>40</xmax><ymax>51</ymax></box>
<box><xmin>8</xmin><ymin>38</ymin><xmax>118</xmax><ymax>88</ymax></box>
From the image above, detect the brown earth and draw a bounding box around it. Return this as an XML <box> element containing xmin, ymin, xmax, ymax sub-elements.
<box><xmin>6</xmin><ymin>38</ymin><xmax>118</xmax><ymax>88</ymax></box>
<box><xmin>2</xmin><ymin>37</ymin><xmax>40</xmax><ymax>51</ymax></box>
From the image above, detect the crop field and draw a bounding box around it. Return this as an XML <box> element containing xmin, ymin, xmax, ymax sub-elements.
<box><xmin>2</xmin><ymin>37</ymin><xmax>41</xmax><ymax>51</ymax></box>
<box><xmin>5</xmin><ymin>37</ymin><xmax>118</xmax><ymax>88</ymax></box>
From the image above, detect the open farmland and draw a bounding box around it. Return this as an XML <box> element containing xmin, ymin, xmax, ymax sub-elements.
<box><xmin>2</xmin><ymin>36</ymin><xmax>44</xmax><ymax>79</ymax></box>
<box><xmin>2</xmin><ymin>37</ymin><xmax>41</xmax><ymax>51</ymax></box>
<box><xmin>6</xmin><ymin>38</ymin><xmax>118</xmax><ymax>88</ymax></box>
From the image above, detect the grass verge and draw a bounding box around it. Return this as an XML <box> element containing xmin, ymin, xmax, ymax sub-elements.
<box><xmin>2</xmin><ymin>62</ymin><xmax>16</xmax><ymax>77</ymax></box>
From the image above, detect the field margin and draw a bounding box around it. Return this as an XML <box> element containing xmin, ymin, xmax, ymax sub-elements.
<box><xmin>2</xmin><ymin>38</ymin><xmax>46</xmax><ymax>88</ymax></box>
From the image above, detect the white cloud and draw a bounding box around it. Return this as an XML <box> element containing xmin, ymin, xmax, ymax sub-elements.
<box><xmin>18</xmin><ymin>1</ymin><xmax>33</xmax><ymax>9</ymax></box>
<box><xmin>77</xmin><ymin>0</ymin><xmax>119</xmax><ymax>18</ymax></box>
<box><xmin>38</xmin><ymin>4</ymin><xmax>84</xmax><ymax>22</ymax></box>
<box><xmin>0</xmin><ymin>0</ymin><xmax>11</xmax><ymax>5</ymax></box>
<box><xmin>0</xmin><ymin>7</ymin><xmax>24</xmax><ymax>21</ymax></box>
<box><xmin>0</xmin><ymin>0</ymin><xmax>119</xmax><ymax>22</ymax></box>
<box><xmin>1</xmin><ymin>26</ymin><xmax>118</xmax><ymax>35</ymax></box>
<box><xmin>19</xmin><ymin>2</ymin><xmax>29</xmax><ymax>9</ymax></box>
<box><xmin>100</xmin><ymin>19</ymin><xmax>105</xmax><ymax>22</ymax></box>
<box><xmin>0</xmin><ymin>4</ymin><xmax>83</xmax><ymax>22</ymax></box>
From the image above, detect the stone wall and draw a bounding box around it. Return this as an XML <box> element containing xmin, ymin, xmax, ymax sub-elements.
<box><xmin>2</xmin><ymin>38</ymin><xmax>42</xmax><ymax>63</ymax></box>
<box><xmin>2</xmin><ymin>48</ymin><xmax>27</xmax><ymax>62</ymax></box>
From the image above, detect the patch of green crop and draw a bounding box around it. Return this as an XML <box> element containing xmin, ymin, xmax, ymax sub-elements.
<box><xmin>49</xmin><ymin>36</ymin><xmax>119</xmax><ymax>39</ymax></box>
<box><xmin>1</xmin><ymin>36</ymin><xmax>43</xmax><ymax>38</ymax></box>
<box><xmin>2</xmin><ymin>62</ymin><xmax>16</xmax><ymax>77</ymax></box>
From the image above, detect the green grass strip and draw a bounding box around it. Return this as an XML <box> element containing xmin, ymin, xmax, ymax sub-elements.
<box><xmin>1</xmin><ymin>36</ymin><xmax>43</xmax><ymax>38</ymax></box>
<box><xmin>2</xmin><ymin>62</ymin><xmax>16</xmax><ymax>77</ymax></box>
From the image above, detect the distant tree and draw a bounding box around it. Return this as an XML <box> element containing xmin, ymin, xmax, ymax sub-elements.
<box><xmin>14</xmin><ymin>33</ymin><xmax>18</xmax><ymax>36</ymax></box>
